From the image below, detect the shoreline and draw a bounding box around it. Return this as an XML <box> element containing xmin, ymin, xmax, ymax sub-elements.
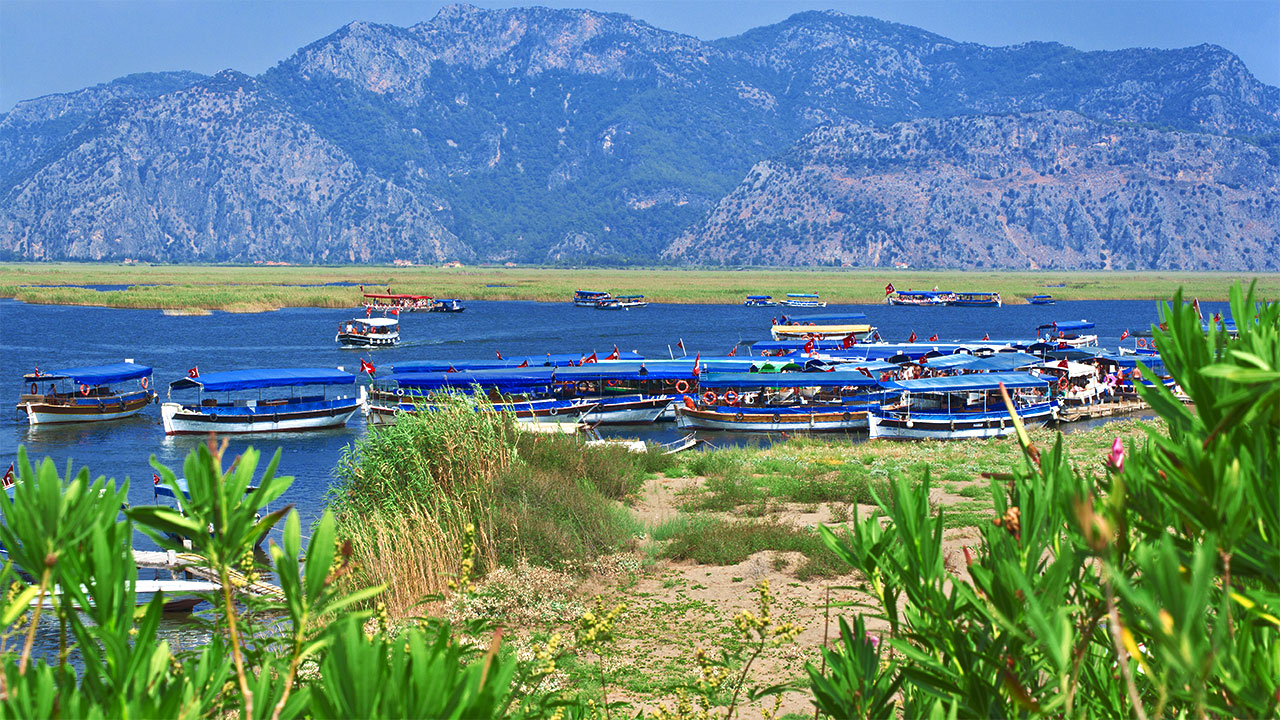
<box><xmin>3</xmin><ymin>263</ymin><xmax>1276</xmax><ymax>312</ymax></box>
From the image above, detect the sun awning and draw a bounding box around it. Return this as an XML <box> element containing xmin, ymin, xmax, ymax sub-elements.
<box><xmin>26</xmin><ymin>362</ymin><xmax>152</xmax><ymax>385</ymax></box>
<box><xmin>698</xmin><ymin>372</ymin><xmax>879</xmax><ymax>389</ymax></box>
<box><xmin>169</xmin><ymin>368</ymin><xmax>355</xmax><ymax>392</ymax></box>
<box><xmin>883</xmin><ymin>372</ymin><xmax>1051</xmax><ymax>393</ymax></box>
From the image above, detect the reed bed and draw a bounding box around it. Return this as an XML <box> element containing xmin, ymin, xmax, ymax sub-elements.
<box><xmin>3</xmin><ymin>262</ymin><xmax>1276</xmax><ymax>311</ymax></box>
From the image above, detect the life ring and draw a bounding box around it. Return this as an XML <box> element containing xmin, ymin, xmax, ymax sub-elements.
<box><xmin>29</xmin><ymin>382</ymin><xmax>37</xmax><ymax>395</ymax></box>
<box><xmin>701</xmin><ymin>391</ymin><xmax>717</xmax><ymax>405</ymax></box>
<box><xmin>842</xmin><ymin>412</ymin><xmax>852</xmax><ymax>422</ymax></box>
<box><xmin>734</xmin><ymin>411</ymin><xmax>744</xmax><ymax>421</ymax></box>
<box><xmin>771</xmin><ymin>413</ymin><xmax>781</xmax><ymax>424</ymax></box>
<box><xmin>806</xmin><ymin>322</ymin><xmax>816</xmax><ymax>326</ymax></box>
<box><xmin>80</xmin><ymin>384</ymin><xmax>90</xmax><ymax>396</ymax></box>
<box><xmin>675</xmin><ymin>380</ymin><xmax>690</xmax><ymax>394</ymax></box>
<box><xmin>549</xmin><ymin>407</ymin><xmax>559</xmax><ymax>416</ymax></box>
<box><xmin>606</xmin><ymin>379</ymin><xmax>619</xmax><ymax>387</ymax></box>
<box><xmin>664</xmin><ymin>379</ymin><xmax>677</xmax><ymax>387</ymax></box>
<box><xmin>140</xmin><ymin>377</ymin><xmax>149</xmax><ymax>390</ymax></box>
<box><xmin>723</xmin><ymin>390</ymin><xmax>739</xmax><ymax>405</ymax></box>
<box><xmin>1137</xmin><ymin>338</ymin><xmax>1147</xmax><ymax>348</ymax></box>
<box><xmin>1058</xmin><ymin>377</ymin><xmax>1068</xmax><ymax>391</ymax></box>
<box><xmin>576</xmin><ymin>381</ymin><xmax>591</xmax><ymax>393</ymax></box>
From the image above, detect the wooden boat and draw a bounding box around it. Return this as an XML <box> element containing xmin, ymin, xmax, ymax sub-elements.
<box><xmin>362</xmin><ymin>293</ymin><xmax>431</xmax><ymax>312</ymax></box>
<box><xmin>886</xmin><ymin>290</ymin><xmax>953</xmax><ymax>306</ymax></box>
<box><xmin>161</xmin><ymin>368</ymin><xmax>363</xmax><ymax>435</ymax></box>
<box><xmin>595</xmin><ymin>296</ymin><xmax>646</xmax><ymax>310</ymax></box>
<box><xmin>1036</xmin><ymin>320</ymin><xmax>1099</xmax><ymax>348</ymax></box>
<box><xmin>674</xmin><ymin>371</ymin><xmax>887</xmax><ymax>432</ymax></box>
<box><xmin>574</xmin><ymin>290</ymin><xmax>612</xmax><ymax>307</ymax></box>
<box><xmin>366</xmin><ymin>396</ymin><xmax>598</xmax><ymax>426</ymax></box>
<box><xmin>17</xmin><ymin>362</ymin><xmax>156</xmax><ymax>426</ymax></box>
<box><xmin>948</xmin><ymin>292</ymin><xmax>1002</xmax><ymax>307</ymax></box>
<box><xmin>336</xmin><ymin>317</ymin><xmax>399</xmax><ymax>347</ymax></box>
<box><xmin>770</xmin><ymin>324</ymin><xmax>877</xmax><ymax>342</ymax></box>
<box><xmin>778</xmin><ymin>312</ymin><xmax>866</xmax><ymax>325</ymax></box>
<box><xmin>429</xmin><ymin>298</ymin><xmax>466</xmax><ymax>313</ymax></box>
<box><xmin>780</xmin><ymin>293</ymin><xmax>827</xmax><ymax>308</ymax></box>
<box><xmin>744</xmin><ymin>295</ymin><xmax>777</xmax><ymax>307</ymax></box>
<box><xmin>868</xmin><ymin>372</ymin><xmax>1057</xmax><ymax>440</ymax></box>
<box><xmin>1027</xmin><ymin>294</ymin><xmax>1055</xmax><ymax>305</ymax></box>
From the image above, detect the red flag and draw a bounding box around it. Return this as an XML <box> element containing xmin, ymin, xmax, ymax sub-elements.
<box><xmin>982</xmin><ymin>333</ymin><xmax>989</xmax><ymax>341</ymax></box>
<box><xmin>152</xmin><ymin>473</ymin><xmax>161</xmax><ymax>486</ymax></box>
<box><xmin>873</xmin><ymin>331</ymin><xmax>882</xmax><ymax>342</ymax></box>
<box><xmin>495</xmin><ymin>350</ymin><xmax>503</xmax><ymax>360</ymax></box>
<box><xmin>677</xmin><ymin>339</ymin><xmax>684</xmax><ymax>350</ymax></box>
<box><xmin>1120</xmin><ymin>329</ymin><xmax>1130</xmax><ymax>341</ymax></box>
<box><xmin>803</xmin><ymin>338</ymin><xmax>816</xmax><ymax>355</ymax></box>
<box><xmin>605</xmin><ymin>345</ymin><xmax>620</xmax><ymax>361</ymax></box>
<box><xmin>728</xmin><ymin>345</ymin><xmax>738</xmax><ymax>357</ymax></box>
<box><xmin>771</xmin><ymin>317</ymin><xmax>778</xmax><ymax>326</ymax></box>
<box><xmin>391</xmin><ymin>308</ymin><xmax>399</xmax><ymax>316</ymax></box>
<box><xmin>359</xmin><ymin>358</ymin><xmax>376</xmax><ymax>375</ymax></box>
<box><xmin>2</xmin><ymin>463</ymin><xmax>14</xmax><ymax>490</ymax></box>
<box><xmin>928</xmin><ymin>333</ymin><xmax>938</xmax><ymax>342</ymax></box>
<box><xmin>1058</xmin><ymin>359</ymin><xmax>1069</xmax><ymax>368</ymax></box>
<box><xmin>692</xmin><ymin>353</ymin><xmax>701</xmax><ymax>376</ymax></box>
<box><xmin>1191</xmin><ymin>298</ymin><xmax>1202</xmax><ymax>320</ymax></box>
<box><xmin>841</xmin><ymin>334</ymin><xmax>854</xmax><ymax>349</ymax></box>
<box><xmin>447</xmin><ymin>365</ymin><xmax>458</xmax><ymax>373</ymax></box>
<box><xmin>365</xmin><ymin>305</ymin><xmax>371</xmax><ymax>318</ymax></box>
<box><xmin>188</xmin><ymin>366</ymin><xmax>199</xmax><ymax>378</ymax></box>
<box><xmin>858</xmin><ymin>366</ymin><xmax>872</xmax><ymax>378</ymax></box>
<box><xmin>908</xmin><ymin>331</ymin><xmax>917</xmax><ymax>343</ymax></box>
<box><xmin>582</xmin><ymin>352</ymin><xmax>597</xmax><ymax>364</ymax></box>
<box><xmin>885</xmin><ymin>283</ymin><xmax>895</xmax><ymax>295</ymax></box>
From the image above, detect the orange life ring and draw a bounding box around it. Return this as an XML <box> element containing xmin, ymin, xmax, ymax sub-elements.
<box><xmin>1137</xmin><ymin>338</ymin><xmax>1147</xmax><ymax>348</ymax></box>
<box><xmin>1058</xmin><ymin>331</ymin><xmax>1065</xmax><ymax>338</ymax></box>
<box><xmin>80</xmin><ymin>384</ymin><xmax>90</xmax><ymax>396</ymax></box>
<box><xmin>723</xmin><ymin>390</ymin><xmax>739</xmax><ymax>405</ymax></box>
<box><xmin>805</xmin><ymin>322</ymin><xmax>816</xmax><ymax>326</ymax></box>
<box><xmin>701</xmin><ymin>391</ymin><xmax>717</xmax><ymax>405</ymax></box>
<box><xmin>1058</xmin><ymin>377</ymin><xmax>1068</xmax><ymax>391</ymax></box>
<box><xmin>140</xmin><ymin>377</ymin><xmax>149</xmax><ymax>390</ymax></box>
<box><xmin>606</xmin><ymin>379</ymin><xmax>619</xmax><ymax>387</ymax></box>
<box><xmin>30</xmin><ymin>382</ymin><xmax>37</xmax><ymax>395</ymax></box>
<box><xmin>674</xmin><ymin>380</ymin><xmax>690</xmax><ymax>394</ymax></box>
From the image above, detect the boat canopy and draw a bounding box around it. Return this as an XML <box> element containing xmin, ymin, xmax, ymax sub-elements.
<box><xmin>780</xmin><ymin>313</ymin><xmax>867</xmax><ymax>324</ymax></box>
<box><xmin>380</xmin><ymin>371</ymin><xmax>554</xmax><ymax>393</ymax></box>
<box><xmin>25</xmin><ymin>362</ymin><xmax>152</xmax><ymax>385</ymax></box>
<box><xmin>699</xmin><ymin>372</ymin><xmax>879</xmax><ymax>389</ymax></box>
<box><xmin>893</xmin><ymin>291</ymin><xmax>948</xmax><ymax>298</ymax></box>
<box><xmin>1045</xmin><ymin>348</ymin><xmax>1105</xmax><ymax>361</ymax></box>
<box><xmin>574</xmin><ymin>290</ymin><xmax>609</xmax><ymax>296</ymax></box>
<box><xmin>351</xmin><ymin>317</ymin><xmax>399</xmax><ymax>327</ymax></box>
<box><xmin>616</xmin><ymin>295</ymin><xmax>644</xmax><ymax>300</ymax></box>
<box><xmin>828</xmin><ymin>360</ymin><xmax>899</xmax><ymax>373</ymax></box>
<box><xmin>1038</xmin><ymin>361</ymin><xmax>1097</xmax><ymax>378</ymax></box>
<box><xmin>170</xmin><ymin>368</ymin><xmax>356</xmax><ymax>392</ymax></box>
<box><xmin>954</xmin><ymin>292</ymin><xmax>999</xmax><ymax>297</ymax></box>
<box><xmin>961</xmin><ymin>353</ymin><xmax>1041</xmax><ymax>372</ymax></box>
<box><xmin>745</xmin><ymin>295</ymin><xmax>772</xmax><ymax>299</ymax></box>
<box><xmin>392</xmin><ymin>352</ymin><xmax>644</xmax><ymax>373</ymax></box>
<box><xmin>364</xmin><ymin>293</ymin><xmax>430</xmax><ymax>300</ymax></box>
<box><xmin>1096</xmin><ymin>354</ymin><xmax>1167</xmax><ymax>373</ymax></box>
<box><xmin>883</xmin><ymin>372</ymin><xmax>1051</xmax><ymax>393</ymax></box>
<box><xmin>786</xmin><ymin>293</ymin><xmax>820</xmax><ymax>298</ymax></box>
<box><xmin>1038</xmin><ymin>320</ymin><xmax>1095</xmax><ymax>332</ymax></box>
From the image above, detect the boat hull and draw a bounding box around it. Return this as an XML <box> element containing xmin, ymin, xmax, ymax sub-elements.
<box><xmin>676</xmin><ymin>405</ymin><xmax>868</xmax><ymax>432</ymax></box>
<box><xmin>161</xmin><ymin>398</ymin><xmax>361</xmax><ymax>435</ymax></box>
<box><xmin>868</xmin><ymin>403</ymin><xmax>1057</xmax><ymax>440</ymax></box>
<box><xmin>336</xmin><ymin>332</ymin><xmax>399</xmax><ymax>347</ymax></box>
<box><xmin>19</xmin><ymin>391</ymin><xmax>154</xmax><ymax>426</ymax></box>
<box><xmin>580</xmin><ymin>396</ymin><xmax>671</xmax><ymax>424</ymax></box>
<box><xmin>365</xmin><ymin>398</ymin><xmax>594</xmax><ymax>426</ymax></box>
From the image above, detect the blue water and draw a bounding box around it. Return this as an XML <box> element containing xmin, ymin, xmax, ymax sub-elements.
<box><xmin>0</xmin><ymin>296</ymin><xmax>1222</xmax><ymax>537</ymax></box>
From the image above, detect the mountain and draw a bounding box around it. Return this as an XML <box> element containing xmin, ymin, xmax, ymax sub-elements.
<box><xmin>1</xmin><ymin>4</ymin><xmax>1278</xmax><ymax>267</ymax></box>
<box><xmin>666</xmin><ymin>111</ymin><xmax>1280</xmax><ymax>270</ymax></box>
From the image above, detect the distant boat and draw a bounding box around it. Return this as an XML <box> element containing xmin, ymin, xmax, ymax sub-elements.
<box><xmin>18</xmin><ymin>362</ymin><xmax>156</xmax><ymax>426</ymax></box>
<box><xmin>948</xmin><ymin>292</ymin><xmax>1002</xmax><ymax>307</ymax></box>
<box><xmin>1035</xmin><ymin>320</ymin><xmax>1098</xmax><ymax>348</ymax></box>
<box><xmin>161</xmin><ymin>368</ymin><xmax>363</xmax><ymax>435</ymax></box>
<box><xmin>574</xmin><ymin>290</ymin><xmax>612</xmax><ymax>307</ymax></box>
<box><xmin>744</xmin><ymin>295</ymin><xmax>777</xmax><ymax>307</ymax></box>
<box><xmin>429</xmin><ymin>298</ymin><xmax>466</xmax><ymax>313</ymax></box>
<box><xmin>596</xmin><ymin>295</ymin><xmax>647</xmax><ymax>310</ymax></box>
<box><xmin>771</xmin><ymin>323</ymin><xmax>878</xmax><ymax>342</ymax></box>
<box><xmin>886</xmin><ymin>290</ymin><xmax>953</xmax><ymax>306</ymax></box>
<box><xmin>363</xmin><ymin>293</ymin><xmax>431</xmax><ymax>312</ymax></box>
<box><xmin>780</xmin><ymin>293</ymin><xmax>827</xmax><ymax>308</ymax></box>
<box><xmin>336</xmin><ymin>317</ymin><xmax>400</xmax><ymax>347</ymax></box>
<box><xmin>1027</xmin><ymin>295</ymin><xmax>1055</xmax><ymax>305</ymax></box>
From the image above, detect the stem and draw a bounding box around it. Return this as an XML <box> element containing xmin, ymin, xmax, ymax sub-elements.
<box><xmin>726</xmin><ymin>639</ymin><xmax>766</xmax><ymax>720</ymax></box>
<box><xmin>814</xmin><ymin>586</ymin><xmax>830</xmax><ymax>720</ymax></box>
<box><xmin>222</xmin><ymin>566</ymin><xmax>253</xmax><ymax>718</ymax></box>
<box><xmin>1065</xmin><ymin>601</ymin><xmax>1105</xmax><ymax>716</ymax></box>
<box><xmin>597</xmin><ymin>652</ymin><xmax>610</xmax><ymax>720</ymax></box>
<box><xmin>18</xmin><ymin>569</ymin><xmax>50</xmax><ymax>676</ymax></box>
<box><xmin>1104</xmin><ymin>581</ymin><xmax>1147</xmax><ymax>720</ymax></box>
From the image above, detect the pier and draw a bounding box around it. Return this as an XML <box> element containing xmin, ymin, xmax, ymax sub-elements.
<box><xmin>133</xmin><ymin>549</ymin><xmax>284</xmax><ymax>600</ymax></box>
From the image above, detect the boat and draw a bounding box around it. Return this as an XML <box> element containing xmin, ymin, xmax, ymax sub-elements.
<box><xmin>780</xmin><ymin>293</ymin><xmax>827</xmax><ymax>308</ymax></box>
<box><xmin>948</xmin><ymin>292</ymin><xmax>1002</xmax><ymax>308</ymax></box>
<box><xmin>1027</xmin><ymin>295</ymin><xmax>1055</xmax><ymax>305</ymax></box>
<box><xmin>161</xmin><ymin>368</ymin><xmax>363</xmax><ymax>435</ymax></box>
<box><xmin>362</xmin><ymin>293</ymin><xmax>432</xmax><ymax>312</ymax></box>
<box><xmin>886</xmin><ymin>290</ymin><xmax>953</xmax><ymax>306</ymax></box>
<box><xmin>336</xmin><ymin>317</ymin><xmax>400</xmax><ymax>347</ymax></box>
<box><xmin>868</xmin><ymin>372</ymin><xmax>1057</xmax><ymax>440</ymax></box>
<box><xmin>1036</xmin><ymin>320</ymin><xmax>1099</xmax><ymax>348</ymax></box>
<box><xmin>674</xmin><ymin>371</ymin><xmax>888</xmax><ymax>432</ymax></box>
<box><xmin>744</xmin><ymin>295</ymin><xmax>777</xmax><ymax>307</ymax></box>
<box><xmin>574</xmin><ymin>290</ymin><xmax>612</xmax><ymax>307</ymax></box>
<box><xmin>595</xmin><ymin>295</ymin><xmax>647</xmax><ymax>310</ymax></box>
<box><xmin>770</xmin><ymin>323</ymin><xmax>878</xmax><ymax>342</ymax></box>
<box><xmin>777</xmin><ymin>313</ymin><xmax>867</xmax><ymax>325</ymax></box>
<box><xmin>429</xmin><ymin>298</ymin><xmax>466</xmax><ymax>313</ymax></box>
<box><xmin>17</xmin><ymin>362</ymin><xmax>156</xmax><ymax>426</ymax></box>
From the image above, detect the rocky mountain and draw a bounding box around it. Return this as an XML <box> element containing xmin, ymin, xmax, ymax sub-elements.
<box><xmin>1</xmin><ymin>4</ymin><xmax>1277</xmax><ymax>267</ymax></box>
<box><xmin>666</xmin><ymin>111</ymin><xmax>1280</xmax><ymax>270</ymax></box>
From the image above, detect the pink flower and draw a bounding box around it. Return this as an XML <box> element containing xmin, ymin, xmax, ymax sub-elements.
<box><xmin>865</xmin><ymin>632</ymin><xmax>881</xmax><ymax>649</ymax></box>
<box><xmin>1107</xmin><ymin>437</ymin><xmax>1126</xmax><ymax>473</ymax></box>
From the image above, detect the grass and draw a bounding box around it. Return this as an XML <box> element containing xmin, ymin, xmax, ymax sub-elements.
<box><xmin>3</xmin><ymin>262</ymin><xmax>1277</xmax><ymax>311</ymax></box>
<box><xmin>654</xmin><ymin>515</ymin><xmax>846</xmax><ymax>580</ymax></box>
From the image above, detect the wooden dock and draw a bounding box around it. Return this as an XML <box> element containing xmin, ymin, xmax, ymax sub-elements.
<box><xmin>133</xmin><ymin>550</ymin><xmax>284</xmax><ymax>599</ymax></box>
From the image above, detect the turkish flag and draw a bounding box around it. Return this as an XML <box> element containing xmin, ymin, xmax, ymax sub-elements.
<box><xmin>2</xmin><ymin>463</ymin><xmax>14</xmax><ymax>490</ymax></box>
<box><xmin>605</xmin><ymin>345</ymin><xmax>619</xmax><ymax>361</ymax></box>
<box><xmin>803</xmin><ymin>338</ymin><xmax>816</xmax><ymax>354</ymax></box>
<box><xmin>1120</xmin><ymin>330</ymin><xmax>1130</xmax><ymax>341</ymax></box>
<box><xmin>188</xmin><ymin>366</ymin><xmax>199</xmax><ymax>378</ymax></box>
<box><xmin>518</xmin><ymin>360</ymin><xmax>529</xmax><ymax>368</ymax></box>
<box><xmin>582</xmin><ymin>352</ymin><xmax>598</xmax><ymax>364</ymax></box>
<box><xmin>929</xmin><ymin>334</ymin><xmax>938</xmax><ymax>342</ymax></box>
<box><xmin>359</xmin><ymin>358</ymin><xmax>375</xmax><ymax>375</ymax></box>
<box><xmin>842</xmin><ymin>334</ymin><xmax>854</xmax><ymax>349</ymax></box>
<box><xmin>728</xmin><ymin>345</ymin><xmax>738</xmax><ymax>356</ymax></box>
<box><xmin>885</xmin><ymin>283</ymin><xmax>895</xmax><ymax>295</ymax></box>
<box><xmin>908</xmin><ymin>331</ymin><xmax>917</xmax><ymax>343</ymax></box>
<box><xmin>982</xmin><ymin>333</ymin><xmax>989</xmax><ymax>341</ymax></box>
<box><xmin>676</xmin><ymin>339</ymin><xmax>684</xmax><ymax>350</ymax></box>
<box><xmin>692</xmin><ymin>353</ymin><xmax>701</xmax><ymax>376</ymax></box>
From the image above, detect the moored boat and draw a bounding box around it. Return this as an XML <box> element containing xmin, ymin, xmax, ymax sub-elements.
<box><xmin>161</xmin><ymin>368</ymin><xmax>363</xmax><ymax>435</ymax></box>
<box><xmin>362</xmin><ymin>293</ymin><xmax>431</xmax><ymax>312</ymax></box>
<box><xmin>17</xmin><ymin>362</ymin><xmax>156</xmax><ymax>426</ymax></box>
<box><xmin>336</xmin><ymin>317</ymin><xmax>400</xmax><ymax>347</ymax></box>
<box><xmin>574</xmin><ymin>290</ymin><xmax>612</xmax><ymax>307</ymax></box>
<box><xmin>886</xmin><ymin>290</ymin><xmax>953</xmax><ymax>306</ymax></box>
<box><xmin>1027</xmin><ymin>294</ymin><xmax>1055</xmax><ymax>305</ymax></box>
<box><xmin>868</xmin><ymin>372</ymin><xmax>1057</xmax><ymax>440</ymax></box>
<box><xmin>948</xmin><ymin>292</ymin><xmax>1002</xmax><ymax>307</ymax></box>
<box><xmin>744</xmin><ymin>295</ymin><xmax>776</xmax><ymax>307</ymax></box>
<box><xmin>674</xmin><ymin>371</ymin><xmax>887</xmax><ymax>432</ymax></box>
<box><xmin>1036</xmin><ymin>320</ymin><xmax>1099</xmax><ymax>348</ymax></box>
<box><xmin>770</xmin><ymin>323</ymin><xmax>877</xmax><ymax>342</ymax></box>
<box><xmin>780</xmin><ymin>293</ymin><xmax>827</xmax><ymax>308</ymax></box>
<box><xmin>429</xmin><ymin>298</ymin><xmax>466</xmax><ymax>312</ymax></box>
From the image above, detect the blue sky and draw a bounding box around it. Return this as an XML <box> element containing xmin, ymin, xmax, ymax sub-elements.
<box><xmin>2</xmin><ymin>1</ymin><xmax>1277</xmax><ymax>111</ymax></box>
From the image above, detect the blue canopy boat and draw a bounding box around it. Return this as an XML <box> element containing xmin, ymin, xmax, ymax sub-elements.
<box><xmin>777</xmin><ymin>312</ymin><xmax>867</xmax><ymax>325</ymax></box>
<box><xmin>675</xmin><ymin>371</ymin><xmax>887</xmax><ymax>432</ymax></box>
<box><xmin>1027</xmin><ymin>294</ymin><xmax>1055</xmax><ymax>305</ymax></box>
<box><xmin>162</xmin><ymin>368</ymin><xmax>361</xmax><ymax>435</ymax></box>
<box><xmin>18</xmin><ymin>361</ymin><xmax>156</xmax><ymax>426</ymax></box>
<box><xmin>1036</xmin><ymin>320</ymin><xmax>1098</xmax><ymax>347</ymax></box>
<box><xmin>886</xmin><ymin>290</ymin><xmax>953</xmax><ymax>306</ymax></box>
<box><xmin>948</xmin><ymin>292</ymin><xmax>1002</xmax><ymax>308</ymax></box>
<box><xmin>573</xmin><ymin>290</ymin><xmax>612</xmax><ymax>307</ymax></box>
<box><xmin>429</xmin><ymin>298</ymin><xmax>466</xmax><ymax>313</ymax></box>
<box><xmin>780</xmin><ymin>293</ymin><xmax>827</xmax><ymax>308</ymax></box>
<box><xmin>868</xmin><ymin>372</ymin><xmax>1057</xmax><ymax>440</ymax></box>
<box><xmin>744</xmin><ymin>295</ymin><xmax>776</xmax><ymax>307</ymax></box>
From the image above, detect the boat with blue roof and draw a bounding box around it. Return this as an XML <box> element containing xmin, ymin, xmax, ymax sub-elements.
<box><xmin>868</xmin><ymin>372</ymin><xmax>1057</xmax><ymax>439</ymax></box>
<box><xmin>596</xmin><ymin>295</ymin><xmax>648</xmax><ymax>310</ymax></box>
<box><xmin>675</xmin><ymin>370</ymin><xmax>891</xmax><ymax>432</ymax></box>
<box><xmin>886</xmin><ymin>290</ymin><xmax>954</xmax><ymax>306</ymax></box>
<box><xmin>1036</xmin><ymin>320</ymin><xmax>1099</xmax><ymax>348</ymax></box>
<box><xmin>161</xmin><ymin>368</ymin><xmax>363</xmax><ymax>435</ymax></box>
<box><xmin>429</xmin><ymin>298</ymin><xmax>466</xmax><ymax>312</ymax></box>
<box><xmin>947</xmin><ymin>292</ymin><xmax>1002</xmax><ymax>307</ymax></box>
<box><xmin>18</xmin><ymin>361</ymin><xmax>156</xmax><ymax>425</ymax></box>
<box><xmin>780</xmin><ymin>293</ymin><xmax>827</xmax><ymax>308</ymax></box>
<box><xmin>744</xmin><ymin>295</ymin><xmax>776</xmax><ymax>307</ymax></box>
<box><xmin>573</xmin><ymin>290</ymin><xmax>612</xmax><ymax>307</ymax></box>
<box><xmin>336</xmin><ymin>317</ymin><xmax>400</xmax><ymax>347</ymax></box>
<box><xmin>1027</xmin><ymin>294</ymin><xmax>1055</xmax><ymax>305</ymax></box>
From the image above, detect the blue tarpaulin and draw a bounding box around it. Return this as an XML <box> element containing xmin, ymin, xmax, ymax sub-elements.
<box><xmin>28</xmin><ymin>362</ymin><xmax>153</xmax><ymax>385</ymax></box>
<box><xmin>699</xmin><ymin>372</ymin><xmax>879</xmax><ymax>389</ymax></box>
<box><xmin>170</xmin><ymin>368</ymin><xmax>355</xmax><ymax>392</ymax></box>
<box><xmin>883</xmin><ymin>372</ymin><xmax>1051</xmax><ymax>393</ymax></box>
<box><xmin>1038</xmin><ymin>320</ymin><xmax>1095</xmax><ymax>332</ymax></box>
<box><xmin>779</xmin><ymin>313</ymin><xmax>867</xmax><ymax>323</ymax></box>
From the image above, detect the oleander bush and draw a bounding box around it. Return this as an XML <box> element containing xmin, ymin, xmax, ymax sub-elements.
<box><xmin>811</xmin><ymin>282</ymin><xmax>1279</xmax><ymax>718</ymax></box>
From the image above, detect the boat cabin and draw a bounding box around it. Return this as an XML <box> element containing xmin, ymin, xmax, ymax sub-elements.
<box><xmin>336</xmin><ymin>317</ymin><xmax>400</xmax><ymax>347</ymax></box>
<box><xmin>17</xmin><ymin>361</ymin><xmax>156</xmax><ymax>426</ymax></box>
